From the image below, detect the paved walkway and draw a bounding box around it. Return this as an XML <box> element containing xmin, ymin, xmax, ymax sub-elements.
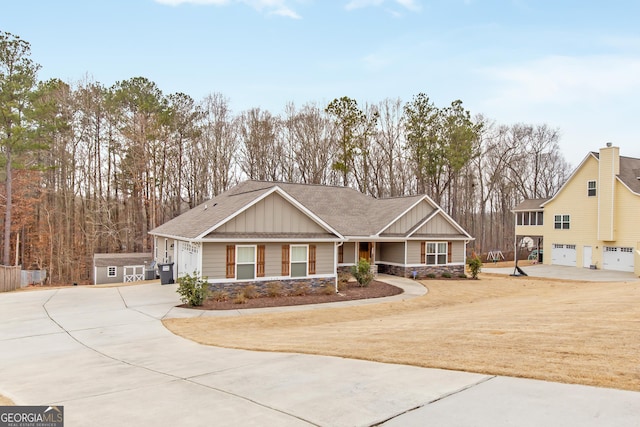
<box><xmin>1</xmin><ymin>279</ymin><xmax>638</xmax><ymax>426</ymax></box>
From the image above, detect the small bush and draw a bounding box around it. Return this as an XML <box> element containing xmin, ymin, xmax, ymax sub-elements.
<box><xmin>233</xmin><ymin>293</ymin><xmax>248</xmax><ymax>304</ymax></box>
<box><xmin>291</xmin><ymin>282</ymin><xmax>311</xmax><ymax>296</ymax></box>
<box><xmin>176</xmin><ymin>273</ymin><xmax>210</xmax><ymax>307</ymax></box>
<box><xmin>441</xmin><ymin>272</ymin><xmax>452</xmax><ymax>279</ymax></box>
<box><xmin>426</xmin><ymin>273</ymin><xmax>437</xmax><ymax>279</ymax></box>
<box><xmin>337</xmin><ymin>280</ymin><xmax>348</xmax><ymax>292</ymax></box>
<box><xmin>210</xmin><ymin>289</ymin><xmax>229</xmax><ymax>302</ymax></box>
<box><xmin>458</xmin><ymin>273</ymin><xmax>468</xmax><ymax>279</ymax></box>
<box><xmin>266</xmin><ymin>281</ymin><xmax>284</xmax><ymax>297</ymax></box>
<box><xmin>351</xmin><ymin>258</ymin><xmax>374</xmax><ymax>287</ymax></box>
<box><xmin>468</xmin><ymin>255</ymin><xmax>482</xmax><ymax>280</ymax></box>
<box><xmin>338</xmin><ymin>272</ymin><xmax>351</xmax><ymax>285</ymax></box>
<box><xmin>242</xmin><ymin>284</ymin><xmax>259</xmax><ymax>299</ymax></box>
<box><xmin>318</xmin><ymin>283</ymin><xmax>335</xmax><ymax>295</ymax></box>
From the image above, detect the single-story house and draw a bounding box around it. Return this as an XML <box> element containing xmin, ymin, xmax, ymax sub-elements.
<box><xmin>93</xmin><ymin>253</ymin><xmax>153</xmax><ymax>285</ymax></box>
<box><xmin>148</xmin><ymin>180</ymin><xmax>473</xmax><ymax>293</ymax></box>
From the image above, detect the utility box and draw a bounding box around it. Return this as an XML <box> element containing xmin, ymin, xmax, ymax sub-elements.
<box><xmin>158</xmin><ymin>262</ymin><xmax>174</xmax><ymax>285</ymax></box>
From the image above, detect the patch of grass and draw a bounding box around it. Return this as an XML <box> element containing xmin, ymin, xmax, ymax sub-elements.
<box><xmin>164</xmin><ymin>275</ymin><xmax>640</xmax><ymax>392</ymax></box>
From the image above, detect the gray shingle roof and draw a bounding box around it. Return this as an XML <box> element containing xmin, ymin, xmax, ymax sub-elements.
<box><xmin>618</xmin><ymin>156</ymin><xmax>640</xmax><ymax>193</ymax></box>
<box><xmin>150</xmin><ymin>180</ymin><xmax>441</xmax><ymax>239</ymax></box>
<box><xmin>512</xmin><ymin>198</ymin><xmax>550</xmax><ymax>212</ymax></box>
<box><xmin>93</xmin><ymin>253</ymin><xmax>153</xmax><ymax>267</ymax></box>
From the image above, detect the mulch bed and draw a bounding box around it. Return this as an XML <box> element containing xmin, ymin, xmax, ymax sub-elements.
<box><xmin>181</xmin><ymin>280</ymin><xmax>403</xmax><ymax>310</ymax></box>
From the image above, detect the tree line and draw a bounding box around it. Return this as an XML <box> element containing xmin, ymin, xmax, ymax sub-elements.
<box><xmin>0</xmin><ymin>31</ymin><xmax>571</xmax><ymax>284</ymax></box>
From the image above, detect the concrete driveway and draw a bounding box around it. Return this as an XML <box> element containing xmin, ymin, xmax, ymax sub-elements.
<box><xmin>1</xmin><ymin>282</ymin><xmax>639</xmax><ymax>426</ymax></box>
<box><xmin>483</xmin><ymin>263</ymin><xmax>640</xmax><ymax>281</ymax></box>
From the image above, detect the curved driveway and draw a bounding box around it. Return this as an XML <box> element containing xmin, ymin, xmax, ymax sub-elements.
<box><xmin>0</xmin><ymin>280</ymin><xmax>638</xmax><ymax>426</ymax></box>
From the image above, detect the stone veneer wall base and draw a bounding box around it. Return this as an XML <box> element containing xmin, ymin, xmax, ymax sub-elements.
<box><xmin>377</xmin><ymin>263</ymin><xmax>465</xmax><ymax>279</ymax></box>
<box><xmin>208</xmin><ymin>277</ymin><xmax>335</xmax><ymax>297</ymax></box>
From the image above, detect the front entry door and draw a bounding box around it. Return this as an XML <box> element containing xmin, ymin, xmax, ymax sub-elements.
<box><xmin>358</xmin><ymin>242</ymin><xmax>372</xmax><ymax>262</ymax></box>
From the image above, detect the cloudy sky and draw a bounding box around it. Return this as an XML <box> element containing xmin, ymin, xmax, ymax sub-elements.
<box><xmin>2</xmin><ymin>0</ymin><xmax>639</xmax><ymax>165</ymax></box>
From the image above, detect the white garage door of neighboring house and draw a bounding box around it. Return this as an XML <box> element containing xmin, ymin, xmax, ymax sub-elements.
<box><xmin>603</xmin><ymin>247</ymin><xmax>634</xmax><ymax>272</ymax></box>
<box><xmin>552</xmin><ymin>244</ymin><xmax>577</xmax><ymax>267</ymax></box>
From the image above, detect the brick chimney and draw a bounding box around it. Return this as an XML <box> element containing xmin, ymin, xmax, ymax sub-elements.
<box><xmin>598</xmin><ymin>143</ymin><xmax>620</xmax><ymax>241</ymax></box>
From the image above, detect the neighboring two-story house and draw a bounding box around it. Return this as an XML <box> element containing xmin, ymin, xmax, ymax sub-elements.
<box><xmin>514</xmin><ymin>144</ymin><xmax>640</xmax><ymax>275</ymax></box>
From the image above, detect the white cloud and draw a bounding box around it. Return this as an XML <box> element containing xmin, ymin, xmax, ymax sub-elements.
<box><xmin>483</xmin><ymin>54</ymin><xmax>640</xmax><ymax>106</ymax></box>
<box><xmin>154</xmin><ymin>0</ymin><xmax>301</xmax><ymax>18</ymax></box>
<box><xmin>345</xmin><ymin>0</ymin><xmax>420</xmax><ymax>12</ymax></box>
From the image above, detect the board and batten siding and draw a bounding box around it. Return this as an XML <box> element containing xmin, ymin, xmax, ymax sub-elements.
<box><xmin>202</xmin><ymin>241</ymin><xmax>335</xmax><ymax>280</ymax></box>
<box><xmin>215</xmin><ymin>193</ymin><xmax>327</xmax><ymax>234</ymax></box>
<box><xmin>382</xmin><ymin>200</ymin><xmax>434</xmax><ymax>235</ymax></box>
<box><xmin>414</xmin><ymin>212</ymin><xmax>459</xmax><ymax>235</ymax></box>
<box><xmin>377</xmin><ymin>242</ymin><xmax>405</xmax><ymax>264</ymax></box>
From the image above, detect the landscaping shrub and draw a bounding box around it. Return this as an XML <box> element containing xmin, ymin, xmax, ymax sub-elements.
<box><xmin>351</xmin><ymin>258</ymin><xmax>374</xmax><ymax>287</ymax></box>
<box><xmin>441</xmin><ymin>272</ymin><xmax>452</xmax><ymax>279</ymax></box>
<box><xmin>468</xmin><ymin>255</ymin><xmax>482</xmax><ymax>280</ymax></box>
<box><xmin>458</xmin><ymin>273</ymin><xmax>468</xmax><ymax>279</ymax></box>
<box><xmin>210</xmin><ymin>289</ymin><xmax>229</xmax><ymax>302</ymax></box>
<box><xmin>291</xmin><ymin>282</ymin><xmax>311</xmax><ymax>296</ymax></box>
<box><xmin>318</xmin><ymin>283</ymin><xmax>335</xmax><ymax>295</ymax></box>
<box><xmin>426</xmin><ymin>273</ymin><xmax>437</xmax><ymax>279</ymax></box>
<box><xmin>338</xmin><ymin>272</ymin><xmax>351</xmax><ymax>285</ymax></box>
<box><xmin>266</xmin><ymin>281</ymin><xmax>284</xmax><ymax>297</ymax></box>
<box><xmin>337</xmin><ymin>280</ymin><xmax>348</xmax><ymax>292</ymax></box>
<box><xmin>242</xmin><ymin>284</ymin><xmax>259</xmax><ymax>299</ymax></box>
<box><xmin>176</xmin><ymin>273</ymin><xmax>209</xmax><ymax>307</ymax></box>
<box><xmin>233</xmin><ymin>293</ymin><xmax>248</xmax><ymax>304</ymax></box>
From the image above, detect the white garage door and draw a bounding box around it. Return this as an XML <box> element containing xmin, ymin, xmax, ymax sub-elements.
<box><xmin>551</xmin><ymin>244</ymin><xmax>577</xmax><ymax>267</ymax></box>
<box><xmin>603</xmin><ymin>247</ymin><xmax>634</xmax><ymax>272</ymax></box>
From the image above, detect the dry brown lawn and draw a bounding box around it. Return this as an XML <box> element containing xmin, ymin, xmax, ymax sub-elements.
<box><xmin>163</xmin><ymin>273</ymin><xmax>640</xmax><ymax>391</ymax></box>
<box><xmin>0</xmin><ymin>394</ymin><xmax>14</xmax><ymax>405</ymax></box>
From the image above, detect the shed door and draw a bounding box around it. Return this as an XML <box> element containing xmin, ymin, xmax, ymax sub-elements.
<box><xmin>603</xmin><ymin>247</ymin><xmax>634</xmax><ymax>272</ymax></box>
<box><xmin>551</xmin><ymin>244</ymin><xmax>576</xmax><ymax>267</ymax></box>
<box><xmin>123</xmin><ymin>266</ymin><xmax>144</xmax><ymax>282</ymax></box>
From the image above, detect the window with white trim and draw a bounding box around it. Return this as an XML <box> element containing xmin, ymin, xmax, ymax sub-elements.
<box><xmin>426</xmin><ymin>242</ymin><xmax>447</xmax><ymax>265</ymax></box>
<box><xmin>107</xmin><ymin>266</ymin><xmax>117</xmax><ymax>277</ymax></box>
<box><xmin>554</xmin><ymin>214</ymin><xmax>570</xmax><ymax>230</ymax></box>
<box><xmin>587</xmin><ymin>180</ymin><xmax>596</xmax><ymax>197</ymax></box>
<box><xmin>236</xmin><ymin>246</ymin><xmax>256</xmax><ymax>280</ymax></box>
<box><xmin>291</xmin><ymin>245</ymin><xmax>308</xmax><ymax>277</ymax></box>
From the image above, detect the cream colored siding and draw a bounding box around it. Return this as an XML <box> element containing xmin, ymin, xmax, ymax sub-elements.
<box><xmin>341</xmin><ymin>242</ymin><xmax>356</xmax><ymax>263</ymax></box>
<box><xmin>612</xmin><ymin>181</ymin><xmax>640</xmax><ymax>274</ymax></box>
<box><xmin>407</xmin><ymin>241</ymin><xmax>422</xmax><ymax>264</ymax></box>
<box><xmin>543</xmin><ymin>156</ymin><xmax>599</xmax><ymax>268</ymax></box>
<box><xmin>216</xmin><ymin>193</ymin><xmax>326</xmax><ymax>234</ymax></box>
<box><xmin>451</xmin><ymin>241</ymin><xmax>465</xmax><ymax>263</ymax></box>
<box><xmin>202</xmin><ymin>242</ymin><xmax>227</xmax><ymax>279</ymax></box>
<box><xmin>415</xmin><ymin>212</ymin><xmax>459</xmax><ymax>235</ymax></box>
<box><xmin>598</xmin><ymin>147</ymin><xmax>619</xmax><ymax>241</ymax></box>
<box><xmin>377</xmin><ymin>242</ymin><xmax>405</xmax><ymax>264</ymax></box>
<box><xmin>383</xmin><ymin>200</ymin><xmax>433</xmax><ymax>235</ymax></box>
